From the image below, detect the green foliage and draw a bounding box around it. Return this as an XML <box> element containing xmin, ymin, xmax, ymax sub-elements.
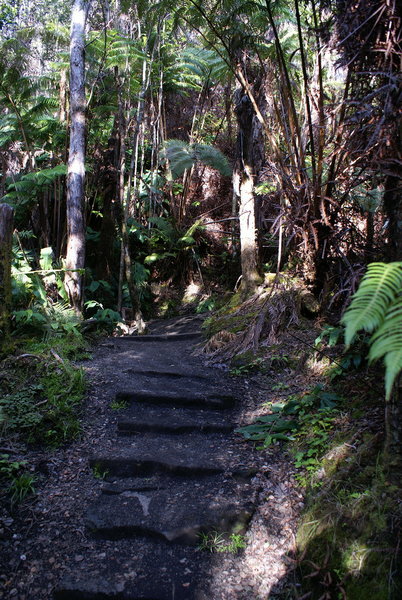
<box><xmin>0</xmin><ymin>454</ymin><xmax>26</xmax><ymax>480</ymax></box>
<box><xmin>0</xmin><ymin>350</ymin><xmax>85</xmax><ymax>447</ymax></box>
<box><xmin>0</xmin><ymin>454</ymin><xmax>36</xmax><ymax>505</ymax></box>
<box><xmin>87</xmin><ymin>304</ymin><xmax>121</xmax><ymax>328</ymax></box>
<box><xmin>315</xmin><ymin>325</ymin><xmax>344</xmax><ymax>348</ymax></box>
<box><xmin>163</xmin><ymin>139</ymin><xmax>231</xmax><ymax>179</ymax></box>
<box><xmin>315</xmin><ymin>324</ymin><xmax>366</xmax><ymax>380</ymax></box>
<box><xmin>11</xmin><ymin>239</ymin><xmax>69</xmax><ymax>314</ymax></box>
<box><xmin>179</xmin><ymin>46</ymin><xmax>229</xmax><ymax>87</ymax></box>
<box><xmin>196</xmin><ymin>296</ymin><xmax>216</xmax><ymax>313</ymax></box>
<box><xmin>13</xmin><ymin>301</ymin><xmax>81</xmax><ymax>339</ymax></box>
<box><xmin>110</xmin><ymin>398</ymin><xmax>128</xmax><ymax>410</ymax></box>
<box><xmin>341</xmin><ymin>262</ymin><xmax>402</xmax><ymax>398</ymax></box>
<box><xmin>230</xmin><ymin>356</ymin><xmax>265</xmax><ymax>376</ymax></box>
<box><xmin>92</xmin><ymin>464</ymin><xmax>109</xmax><ymax>480</ymax></box>
<box><xmin>236</xmin><ymin>385</ymin><xmax>340</xmax><ymax>466</ymax></box>
<box><xmin>3</xmin><ymin>165</ymin><xmax>67</xmax><ymax>207</ymax></box>
<box><xmin>296</xmin><ymin>441</ymin><xmax>401</xmax><ymax>600</ymax></box>
<box><xmin>293</xmin><ymin>410</ymin><xmax>338</xmax><ymax>486</ymax></box>
<box><xmin>198</xmin><ymin>531</ymin><xmax>246</xmax><ymax>553</ymax></box>
<box><xmin>9</xmin><ymin>473</ymin><xmax>36</xmax><ymax>505</ymax></box>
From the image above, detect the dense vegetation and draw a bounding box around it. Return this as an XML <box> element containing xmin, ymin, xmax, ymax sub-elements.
<box><xmin>0</xmin><ymin>0</ymin><xmax>401</xmax><ymax>598</ymax></box>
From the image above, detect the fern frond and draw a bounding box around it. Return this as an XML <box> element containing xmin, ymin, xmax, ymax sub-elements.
<box><xmin>192</xmin><ymin>143</ymin><xmax>231</xmax><ymax>176</ymax></box>
<box><xmin>368</xmin><ymin>296</ymin><xmax>402</xmax><ymax>399</ymax></box>
<box><xmin>163</xmin><ymin>139</ymin><xmax>231</xmax><ymax>179</ymax></box>
<box><xmin>342</xmin><ymin>262</ymin><xmax>402</xmax><ymax>347</ymax></box>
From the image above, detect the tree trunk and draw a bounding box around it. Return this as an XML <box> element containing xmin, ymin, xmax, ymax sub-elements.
<box><xmin>115</xmin><ymin>68</ymin><xmax>146</xmax><ymax>333</ymax></box>
<box><xmin>0</xmin><ymin>203</ymin><xmax>14</xmax><ymax>350</ymax></box>
<box><xmin>234</xmin><ymin>85</ymin><xmax>263</xmax><ymax>295</ymax></box>
<box><xmin>239</xmin><ymin>168</ymin><xmax>261</xmax><ymax>293</ymax></box>
<box><xmin>64</xmin><ymin>0</ymin><xmax>88</xmax><ymax>315</ymax></box>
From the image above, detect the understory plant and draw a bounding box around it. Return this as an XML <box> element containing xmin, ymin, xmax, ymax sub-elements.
<box><xmin>236</xmin><ymin>384</ymin><xmax>340</xmax><ymax>474</ymax></box>
<box><xmin>198</xmin><ymin>531</ymin><xmax>246</xmax><ymax>554</ymax></box>
<box><xmin>0</xmin><ymin>455</ymin><xmax>36</xmax><ymax>505</ymax></box>
<box><xmin>341</xmin><ymin>261</ymin><xmax>402</xmax><ymax>399</ymax></box>
<box><xmin>1</xmin><ymin>341</ymin><xmax>86</xmax><ymax>448</ymax></box>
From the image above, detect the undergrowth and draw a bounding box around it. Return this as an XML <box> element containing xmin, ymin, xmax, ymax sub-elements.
<box><xmin>1</xmin><ymin>337</ymin><xmax>86</xmax><ymax>447</ymax></box>
<box><xmin>0</xmin><ymin>332</ymin><xmax>88</xmax><ymax>506</ymax></box>
<box><xmin>203</xmin><ymin>292</ymin><xmax>401</xmax><ymax>600</ymax></box>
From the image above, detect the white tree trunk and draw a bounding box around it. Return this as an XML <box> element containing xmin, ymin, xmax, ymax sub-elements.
<box><xmin>239</xmin><ymin>167</ymin><xmax>260</xmax><ymax>292</ymax></box>
<box><xmin>64</xmin><ymin>0</ymin><xmax>88</xmax><ymax>314</ymax></box>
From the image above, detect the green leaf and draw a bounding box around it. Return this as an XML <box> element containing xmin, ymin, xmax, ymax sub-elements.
<box><xmin>271</xmin><ymin>419</ymin><xmax>299</xmax><ymax>433</ymax></box>
<box><xmin>178</xmin><ymin>235</ymin><xmax>196</xmax><ymax>245</ymax></box>
<box><xmin>342</xmin><ymin>262</ymin><xmax>402</xmax><ymax>347</ymax></box>
<box><xmin>369</xmin><ymin>295</ymin><xmax>402</xmax><ymax>399</ymax></box>
<box><xmin>162</xmin><ymin>139</ymin><xmax>231</xmax><ymax>179</ymax></box>
<box><xmin>255</xmin><ymin>414</ymin><xmax>280</xmax><ymax>423</ymax></box>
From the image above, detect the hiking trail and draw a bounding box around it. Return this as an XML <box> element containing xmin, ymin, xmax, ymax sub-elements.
<box><xmin>1</xmin><ymin>315</ymin><xmax>303</xmax><ymax>600</ymax></box>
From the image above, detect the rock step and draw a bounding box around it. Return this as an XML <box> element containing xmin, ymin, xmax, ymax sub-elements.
<box><xmin>115</xmin><ymin>390</ymin><xmax>235</xmax><ymax>410</ymax></box>
<box><xmin>119</xmin><ymin>331</ymin><xmax>202</xmax><ymax>342</ymax></box>
<box><xmin>116</xmin><ymin>371</ymin><xmax>232</xmax><ymax>400</ymax></box>
<box><xmin>117</xmin><ymin>404</ymin><xmax>233</xmax><ymax>434</ymax></box>
<box><xmin>86</xmin><ymin>473</ymin><xmax>256</xmax><ymax>544</ymax></box>
<box><xmin>54</xmin><ymin>537</ymin><xmax>212</xmax><ymax>600</ymax></box>
<box><xmin>89</xmin><ymin>433</ymin><xmax>256</xmax><ymax>478</ymax></box>
<box><xmin>121</xmin><ymin>369</ymin><xmax>211</xmax><ymax>382</ymax></box>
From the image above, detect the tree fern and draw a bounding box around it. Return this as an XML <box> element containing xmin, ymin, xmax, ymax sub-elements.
<box><xmin>163</xmin><ymin>139</ymin><xmax>231</xmax><ymax>179</ymax></box>
<box><xmin>342</xmin><ymin>262</ymin><xmax>402</xmax><ymax>347</ymax></box>
<box><xmin>369</xmin><ymin>295</ymin><xmax>402</xmax><ymax>399</ymax></box>
<box><xmin>342</xmin><ymin>261</ymin><xmax>402</xmax><ymax>399</ymax></box>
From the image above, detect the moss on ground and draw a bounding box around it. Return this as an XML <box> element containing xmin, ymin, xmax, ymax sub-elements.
<box><xmin>212</xmin><ymin>290</ymin><xmax>402</xmax><ymax>600</ymax></box>
<box><xmin>0</xmin><ymin>335</ymin><xmax>87</xmax><ymax>448</ymax></box>
<box><xmin>292</xmin><ymin>380</ymin><xmax>402</xmax><ymax>600</ymax></box>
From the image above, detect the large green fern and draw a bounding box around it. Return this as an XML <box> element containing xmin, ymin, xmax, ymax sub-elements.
<box><xmin>341</xmin><ymin>261</ymin><xmax>402</xmax><ymax>398</ymax></box>
<box><xmin>369</xmin><ymin>295</ymin><xmax>402</xmax><ymax>399</ymax></box>
<box><xmin>163</xmin><ymin>139</ymin><xmax>231</xmax><ymax>179</ymax></box>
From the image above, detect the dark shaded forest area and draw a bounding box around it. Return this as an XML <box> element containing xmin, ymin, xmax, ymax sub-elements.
<box><xmin>0</xmin><ymin>0</ymin><xmax>401</xmax><ymax>599</ymax></box>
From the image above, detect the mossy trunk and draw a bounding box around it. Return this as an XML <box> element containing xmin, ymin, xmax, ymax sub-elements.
<box><xmin>0</xmin><ymin>203</ymin><xmax>14</xmax><ymax>350</ymax></box>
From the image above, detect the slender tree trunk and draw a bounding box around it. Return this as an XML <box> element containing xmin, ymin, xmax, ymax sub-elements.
<box><xmin>64</xmin><ymin>0</ymin><xmax>88</xmax><ymax>315</ymax></box>
<box><xmin>234</xmin><ymin>82</ymin><xmax>263</xmax><ymax>295</ymax></box>
<box><xmin>59</xmin><ymin>69</ymin><xmax>68</xmax><ymax>123</ymax></box>
<box><xmin>0</xmin><ymin>203</ymin><xmax>14</xmax><ymax>350</ymax></box>
<box><xmin>115</xmin><ymin>68</ymin><xmax>146</xmax><ymax>333</ymax></box>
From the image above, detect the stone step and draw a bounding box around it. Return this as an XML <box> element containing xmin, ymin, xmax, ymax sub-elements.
<box><xmin>117</xmin><ymin>404</ymin><xmax>233</xmax><ymax>434</ymax></box>
<box><xmin>86</xmin><ymin>473</ymin><xmax>257</xmax><ymax>543</ymax></box>
<box><xmin>54</xmin><ymin>536</ymin><xmax>212</xmax><ymax>600</ymax></box>
<box><xmin>118</xmin><ymin>331</ymin><xmax>202</xmax><ymax>342</ymax></box>
<box><xmin>55</xmin><ymin>575</ymin><xmax>199</xmax><ymax>600</ymax></box>
<box><xmin>115</xmin><ymin>389</ymin><xmax>236</xmax><ymax>410</ymax></box>
<box><xmin>121</xmin><ymin>368</ymin><xmax>211</xmax><ymax>382</ymax></box>
<box><xmin>89</xmin><ymin>433</ymin><xmax>256</xmax><ymax>478</ymax></box>
<box><xmin>116</xmin><ymin>370</ymin><xmax>230</xmax><ymax>400</ymax></box>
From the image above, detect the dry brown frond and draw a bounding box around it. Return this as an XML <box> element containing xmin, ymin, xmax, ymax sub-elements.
<box><xmin>202</xmin><ymin>275</ymin><xmax>311</xmax><ymax>362</ymax></box>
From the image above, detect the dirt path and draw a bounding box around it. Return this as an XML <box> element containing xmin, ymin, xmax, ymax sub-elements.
<box><xmin>1</xmin><ymin>315</ymin><xmax>303</xmax><ymax>600</ymax></box>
